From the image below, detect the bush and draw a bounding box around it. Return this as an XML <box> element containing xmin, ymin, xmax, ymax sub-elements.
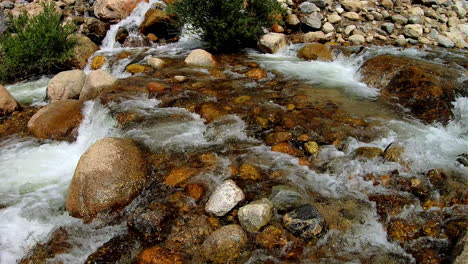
<box><xmin>168</xmin><ymin>0</ymin><xmax>283</xmax><ymax>52</ymax></box>
<box><xmin>0</xmin><ymin>2</ymin><xmax>76</xmax><ymax>82</ymax></box>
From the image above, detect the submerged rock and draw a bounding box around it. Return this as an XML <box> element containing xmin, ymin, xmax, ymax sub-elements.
<box><xmin>147</xmin><ymin>57</ymin><xmax>166</xmax><ymax>69</ymax></box>
<box><xmin>136</xmin><ymin>246</ymin><xmax>184</xmax><ymax>264</ymax></box>
<box><xmin>205</xmin><ymin>180</ymin><xmax>245</xmax><ymax>216</ymax></box>
<box><xmin>19</xmin><ymin>228</ymin><xmax>72</xmax><ymax>264</ymax></box>
<box><xmin>66</xmin><ymin>137</ymin><xmax>147</xmax><ymax>221</ymax></box>
<box><xmin>270</xmin><ymin>185</ymin><xmax>305</xmax><ymax>211</ymax></box>
<box><xmin>238</xmin><ymin>198</ymin><xmax>273</xmax><ymax>232</ymax></box>
<box><xmin>257</xmin><ymin>33</ymin><xmax>288</xmax><ymax>54</ymax></box>
<box><xmin>47</xmin><ymin>70</ymin><xmax>86</xmax><ymax>101</ymax></box>
<box><xmin>352</xmin><ymin>146</ymin><xmax>383</xmax><ymax>159</ymax></box>
<box><xmin>27</xmin><ymin>100</ymin><xmax>83</xmax><ymax>141</ymax></box>
<box><xmin>79</xmin><ymin>69</ymin><xmax>117</xmax><ymax>101</ymax></box>
<box><xmin>283</xmin><ymin>204</ymin><xmax>327</xmax><ymax>240</ymax></box>
<box><xmin>0</xmin><ymin>85</ymin><xmax>19</xmax><ymax>116</ymax></box>
<box><xmin>91</xmin><ymin>56</ymin><xmax>106</xmax><ymax>70</ymax></box>
<box><xmin>201</xmin><ymin>224</ymin><xmax>248</xmax><ymax>264</ymax></box>
<box><xmin>128</xmin><ymin>202</ymin><xmax>175</xmax><ymax>244</ymax></box>
<box><xmin>185</xmin><ymin>49</ymin><xmax>217</xmax><ymax>67</ymax></box>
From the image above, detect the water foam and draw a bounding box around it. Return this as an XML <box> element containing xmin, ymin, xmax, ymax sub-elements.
<box><xmin>5</xmin><ymin>76</ymin><xmax>50</xmax><ymax>106</ymax></box>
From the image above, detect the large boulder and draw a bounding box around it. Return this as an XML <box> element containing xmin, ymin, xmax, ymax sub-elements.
<box><xmin>79</xmin><ymin>70</ymin><xmax>117</xmax><ymax>101</ymax></box>
<box><xmin>94</xmin><ymin>0</ymin><xmax>146</xmax><ymax>23</ymax></box>
<box><xmin>360</xmin><ymin>55</ymin><xmax>465</xmax><ymax>123</ymax></box>
<box><xmin>66</xmin><ymin>137</ymin><xmax>148</xmax><ymax>221</ymax></box>
<box><xmin>69</xmin><ymin>34</ymin><xmax>99</xmax><ymax>69</ymax></box>
<box><xmin>79</xmin><ymin>17</ymin><xmax>110</xmax><ymax>45</ymax></box>
<box><xmin>184</xmin><ymin>49</ymin><xmax>217</xmax><ymax>68</ymax></box>
<box><xmin>0</xmin><ymin>85</ymin><xmax>20</xmax><ymax>116</ymax></box>
<box><xmin>201</xmin><ymin>225</ymin><xmax>248</xmax><ymax>263</ymax></box>
<box><xmin>47</xmin><ymin>70</ymin><xmax>86</xmax><ymax>101</ymax></box>
<box><xmin>297</xmin><ymin>43</ymin><xmax>333</xmax><ymax>61</ymax></box>
<box><xmin>257</xmin><ymin>33</ymin><xmax>288</xmax><ymax>54</ymax></box>
<box><xmin>27</xmin><ymin>100</ymin><xmax>84</xmax><ymax>141</ymax></box>
<box><xmin>139</xmin><ymin>9</ymin><xmax>180</xmax><ymax>39</ymax></box>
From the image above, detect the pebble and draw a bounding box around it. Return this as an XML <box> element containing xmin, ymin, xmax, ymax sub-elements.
<box><xmin>205</xmin><ymin>180</ymin><xmax>245</xmax><ymax>216</ymax></box>
<box><xmin>283</xmin><ymin>204</ymin><xmax>327</xmax><ymax>240</ymax></box>
<box><xmin>238</xmin><ymin>198</ymin><xmax>273</xmax><ymax>232</ymax></box>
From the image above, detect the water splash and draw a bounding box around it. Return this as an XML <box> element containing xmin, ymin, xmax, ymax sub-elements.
<box><xmin>5</xmin><ymin>76</ymin><xmax>50</xmax><ymax>106</ymax></box>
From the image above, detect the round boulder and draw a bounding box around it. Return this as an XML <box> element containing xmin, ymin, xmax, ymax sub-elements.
<box><xmin>298</xmin><ymin>43</ymin><xmax>333</xmax><ymax>61</ymax></box>
<box><xmin>79</xmin><ymin>70</ymin><xmax>117</xmax><ymax>101</ymax></box>
<box><xmin>184</xmin><ymin>49</ymin><xmax>217</xmax><ymax>68</ymax></box>
<box><xmin>47</xmin><ymin>70</ymin><xmax>86</xmax><ymax>101</ymax></box>
<box><xmin>0</xmin><ymin>85</ymin><xmax>20</xmax><ymax>116</ymax></box>
<box><xmin>66</xmin><ymin>137</ymin><xmax>148</xmax><ymax>221</ymax></box>
<box><xmin>201</xmin><ymin>224</ymin><xmax>248</xmax><ymax>264</ymax></box>
<box><xmin>27</xmin><ymin>100</ymin><xmax>84</xmax><ymax>141</ymax></box>
<box><xmin>257</xmin><ymin>33</ymin><xmax>288</xmax><ymax>54</ymax></box>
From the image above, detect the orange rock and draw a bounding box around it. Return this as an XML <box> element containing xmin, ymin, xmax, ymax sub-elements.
<box><xmin>200</xmin><ymin>103</ymin><xmax>225</xmax><ymax>122</ymax></box>
<box><xmin>228</xmin><ymin>165</ymin><xmax>239</xmax><ymax>176</ymax></box>
<box><xmin>199</xmin><ymin>153</ymin><xmax>218</xmax><ymax>167</ymax></box>
<box><xmin>271</xmin><ymin>23</ymin><xmax>285</xmax><ymax>33</ymax></box>
<box><xmin>165</xmin><ymin>167</ymin><xmax>198</xmax><ymax>187</ymax></box>
<box><xmin>126</xmin><ymin>64</ymin><xmax>148</xmax><ymax>74</ymax></box>
<box><xmin>117</xmin><ymin>51</ymin><xmax>131</xmax><ymax>59</ymax></box>
<box><xmin>91</xmin><ymin>56</ymin><xmax>106</xmax><ymax>70</ymax></box>
<box><xmin>265</xmin><ymin>132</ymin><xmax>292</xmax><ymax>145</ymax></box>
<box><xmin>147</xmin><ymin>82</ymin><xmax>167</xmax><ymax>93</ymax></box>
<box><xmin>387</xmin><ymin>219</ymin><xmax>420</xmax><ymax>243</ymax></box>
<box><xmin>256</xmin><ymin>225</ymin><xmax>289</xmax><ymax>249</ymax></box>
<box><xmin>147</xmin><ymin>33</ymin><xmax>158</xmax><ymax>42</ymax></box>
<box><xmin>297</xmin><ymin>134</ymin><xmax>311</xmax><ymax>141</ymax></box>
<box><xmin>246</xmin><ymin>68</ymin><xmax>267</xmax><ymax>80</ymax></box>
<box><xmin>272</xmin><ymin>142</ymin><xmax>298</xmax><ymax>156</ymax></box>
<box><xmin>209</xmin><ymin>68</ymin><xmax>226</xmax><ymax>79</ymax></box>
<box><xmin>184</xmin><ymin>184</ymin><xmax>205</xmax><ymax>201</ymax></box>
<box><xmin>299</xmin><ymin>157</ymin><xmax>310</xmax><ymax>166</ymax></box>
<box><xmin>239</xmin><ymin>163</ymin><xmax>261</xmax><ymax>181</ymax></box>
<box><xmin>136</xmin><ymin>246</ymin><xmax>184</xmax><ymax>264</ymax></box>
<box><xmin>233</xmin><ymin>96</ymin><xmax>252</xmax><ymax>104</ymax></box>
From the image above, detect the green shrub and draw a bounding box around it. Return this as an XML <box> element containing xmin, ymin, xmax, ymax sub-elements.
<box><xmin>168</xmin><ymin>0</ymin><xmax>283</xmax><ymax>52</ymax></box>
<box><xmin>0</xmin><ymin>2</ymin><xmax>76</xmax><ymax>82</ymax></box>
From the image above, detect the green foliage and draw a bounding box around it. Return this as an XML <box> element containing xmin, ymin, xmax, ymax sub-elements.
<box><xmin>168</xmin><ymin>0</ymin><xmax>283</xmax><ymax>52</ymax></box>
<box><xmin>0</xmin><ymin>2</ymin><xmax>76</xmax><ymax>82</ymax></box>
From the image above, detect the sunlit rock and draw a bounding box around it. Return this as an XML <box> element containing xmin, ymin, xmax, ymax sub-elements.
<box><xmin>257</xmin><ymin>33</ymin><xmax>288</xmax><ymax>54</ymax></box>
<box><xmin>205</xmin><ymin>180</ymin><xmax>244</xmax><ymax>216</ymax></box>
<box><xmin>47</xmin><ymin>70</ymin><xmax>86</xmax><ymax>101</ymax></box>
<box><xmin>238</xmin><ymin>198</ymin><xmax>273</xmax><ymax>232</ymax></box>
<box><xmin>270</xmin><ymin>185</ymin><xmax>305</xmax><ymax>210</ymax></box>
<box><xmin>136</xmin><ymin>246</ymin><xmax>184</xmax><ymax>264</ymax></box>
<box><xmin>201</xmin><ymin>224</ymin><xmax>247</xmax><ymax>264</ymax></box>
<box><xmin>0</xmin><ymin>85</ymin><xmax>19</xmax><ymax>116</ymax></box>
<box><xmin>283</xmin><ymin>204</ymin><xmax>327</xmax><ymax>239</ymax></box>
<box><xmin>185</xmin><ymin>49</ymin><xmax>217</xmax><ymax>67</ymax></box>
<box><xmin>79</xmin><ymin>69</ymin><xmax>117</xmax><ymax>101</ymax></box>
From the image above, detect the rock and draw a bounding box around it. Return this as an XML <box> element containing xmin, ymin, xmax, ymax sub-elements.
<box><xmin>272</xmin><ymin>142</ymin><xmax>298</xmax><ymax>156</ymax></box>
<box><xmin>308</xmin><ymin>0</ymin><xmax>330</xmax><ymax>8</ymax></box>
<box><xmin>147</xmin><ymin>57</ymin><xmax>165</xmax><ymax>69</ymax></box>
<box><xmin>257</xmin><ymin>33</ymin><xmax>288</xmax><ymax>54</ymax></box>
<box><xmin>381</xmin><ymin>23</ymin><xmax>395</xmax><ymax>34</ymax></box>
<box><xmin>79</xmin><ymin>70</ymin><xmax>117</xmax><ymax>101</ymax></box>
<box><xmin>27</xmin><ymin>100</ymin><xmax>83</xmax><ymax>140</ymax></box>
<box><xmin>47</xmin><ymin>70</ymin><xmax>86</xmax><ymax>101</ymax></box>
<box><xmin>255</xmin><ymin>225</ymin><xmax>291</xmax><ymax>249</ymax></box>
<box><xmin>383</xmin><ymin>143</ymin><xmax>405</xmax><ymax>163</ymax></box>
<box><xmin>115</xmin><ymin>27</ymin><xmax>129</xmax><ymax>44</ymax></box>
<box><xmin>395</xmin><ymin>35</ymin><xmax>407</xmax><ymax>46</ymax></box>
<box><xmin>139</xmin><ymin>9</ymin><xmax>180</xmax><ymax>39</ymax></box>
<box><xmin>453</xmin><ymin>232</ymin><xmax>468</xmax><ymax>264</ymax></box>
<box><xmin>165</xmin><ymin>167</ymin><xmax>198</xmax><ymax>187</ymax></box>
<box><xmin>19</xmin><ymin>228</ymin><xmax>72</xmax><ymax>264</ymax></box>
<box><xmin>286</xmin><ymin>14</ymin><xmax>300</xmax><ymax>26</ymax></box>
<box><xmin>246</xmin><ymin>68</ymin><xmax>267</xmax><ymax>79</ymax></box>
<box><xmin>299</xmin><ymin>2</ymin><xmax>319</xmax><ymax>13</ymax></box>
<box><xmin>340</xmin><ymin>0</ymin><xmax>362</xmax><ymax>11</ymax></box>
<box><xmin>360</xmin><ymin>55</ymin><xmax>463</xmax><ymax>123</ymax></box>
<box><xmin>147</xmin><ymin>82</ymin><xmax>167</xmax><ymax>93</ymax></box>
<box><xmin>2</xmin><ymin>1</ymin><xmax>14</xmax><ymax>9</ymax></box>
<box><xmin>344</xmin><ymin>25</ymin><xmax>356</xmax><ymax>35</ymax></box>
<box><xmin>270</xmin><ymin>185</ymin><xmax>304</xmax><ymax>210</ymax></box>
<box><xmin>184</xmin><ymin>184</ymin><xmax>205</xmax><ymax>201</ymax></box>
<box><xmin>436</xmin><ymin>34</ymin><xmax>455</xmax><ymax>48</ymax></box>
<box><xmin>381</xmin><ymin>0</ymin><xmax>394</xmax><ymax>8</ymax></box>
<box><xmin>94</xmin><ymin>0</ymin><xmax>145</xmax><ymax>23</ymax></box>
<box><xmin>322</xmin><ymin>22</ymin><xmax>334</xmax><ymax>33</ymax></box>
<box><xmin>66</xmin><ymin>137</ymin><xmax>147</xmax><ymax>221</ymax></box>
<box><xmin>69</xmin><ymin>34</ymin><xmax>99</xmax><ymax>69</ymax></box>
<box><xmin>300</xmin><ymin>12</ymin><xmax>323</xmax><ymax>29</ymax></box>
<box><xmin>126</xmin><ymin>64</ymin><xmax>148</xmax><ymax>74</ymax></box>
<box><xmin>349</xmin><ymin>34</ymin><xmax>365</xmax><ymax>44</ymax></box>
<box><xmin>304</xmin><ymin>141</ymin><xmax>319</xmax><ymax>155</ymax></box>
<box><xmin>238</xmin><ymin>198</ymin><xmax>273</xmax><ymax>232</ymax></box>
<box><xmin>456</xmin><ymin>153</ymin><xmax>468</xmax><ymax>167</ymax></box>
<box><xmin>409</xmin><ymin>6</ymin><xmax>424</xmax><ymax>16</ymax></box>
<box><xmin>85</xmin><ymin>234</ymin><xmax>136</xmax><ymax>264</ymax></box>
<box><xmin>404</xmin><ymin>24</ymin><xmax>423</xmax><ymax>38</ymax></box>
<box><xmin>201</xmin><ymin>225</ymin><xmax>247</xmax><ymax>264</ymax></box>
<box><xmin>352</xmin><ymin>146</ymin><xmax>383</xmax><ymax>159</ymax></box>
<box><xmin>80</xmin><ymin>17</ymin><xmax>109</xmax><ymax>45</ymax></box>
<box><xmin>239</xmin><ymin>163</ymin><xmax>261</xmax><ymax>181</ymax></box>
<box><xmin>205</xmin><ymin>180</ymin><xmax>244</xmax><ymax>216</ymax></box>
<box><xmin>185</xmin><ymin>49</ymin><xmax>216</xmax><ymax>67</ymax></box>
<box><xmin>327</xmin><ymin>13</ymin><xmax>342</xmax><ymax>23</ymax></box>
<box><xmin>123</xmin><ymin>36</ymin><xmax>151</xmax><ymax>47</ymax></box>
<box><xmin>0</xmin><ymin>85</ymin><xmax>19</xmax><ymax>116</ymax></box>
<box><xmin>392</xmin><ymin>14</ymin><xmax>408</xmax><ymax>25</ymax></box>
<box><xmin>136</xmin><ymin>246</ymin><xmax>184</xmax><ymax>264</ymax></box>
<box><xmin>304</xmin><ymin>31</ymin><xmax>326</xmax><ymax>42</ymax></box>
<box><xmin>128</xmin><ymin>202</ymin><xmax>174</xmax><ymax>244</ymax></box>
<box><xmin>283</xmin><ymin>204</ymin><xmax>327</xmax><ymax>239</ymax></box>
<box><xmin>343</xmin><ymin>11</ymin><xmax>360</xmax><ymax>20</ymax></box>
<box><xmin>408</xmin><ymin>15</ymin><xmax>422</xmax><ymax>24</ymax></box>
<box><xmin>265</xmin><ymin>132</ymin><xmax>293</xmax><ymax>145</ymax></box>
<box><xmin>298</xmin><ymin>43</ymin><xmax>333</xmax><ymax>61</ymax></box>
<box><xmin>91</xmin><ymin>56</ymin><xmax>106</xmax><ymax>70</ymax></box>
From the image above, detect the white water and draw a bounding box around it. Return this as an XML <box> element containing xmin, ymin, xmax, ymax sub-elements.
<box><xmin>5</xmin><ymin>76</ymin><xmax>50</xmax><ymax>106</ymax></box>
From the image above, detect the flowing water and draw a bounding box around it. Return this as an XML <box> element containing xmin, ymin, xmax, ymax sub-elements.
<box><xmin>0</xmin><ymin>2</ymin><xmax>467</xmax><ymax>263</ymax></box>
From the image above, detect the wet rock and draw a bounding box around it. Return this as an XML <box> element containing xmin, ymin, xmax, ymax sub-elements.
<box><xmin>80</xmin><ymin>17</ymin><xmax>109</xmax><ymax>45</ymax></box>
<box><xmin>66</xmin><ymin>137</ymin><xmax>147</xmax><ymax>221</ymax></box>
<box><xmin>270</xmin><ymin>185</ymin><xmax>304</xmax><ymax>210</ymax></box>
<box><xmin>147</xmin><ymin>57</ymin><xmax>165</xmax><ymax>69</ymax></box>
<box><xmin>185</xmin><ymin>49</ymin><xmax>216</xmax><ymax>67</ymax></box>
<box><xmin>271</xmin><ymin>142</ymin><xmax>299</xmax><ymax>156</ymax></box>
<box><xmin>245</xmin><ymin>68</ymin><xmax>267</xmax><ymax>79</ymax></box>
<box><xmin>85</xmin><ymin>234</ymin><xmax>137</xmax><ymax>264</ymax></box>
<box><xmin>205</xmin><ymin>179</ymin><xmax>245</xmax><ymax>216</ymax></box>
<box><xmin>184</xmin><ymin>184</ymin><xmax>205</xmax><ymax>201</ymax></box>
<box><xmin>271</xmin><ymin>23</ymin><xmax>285</xmax><ymax>33</ymax></box>
<box><xmin>298</xmin><ymin>43</ymin><xmax>333</xmax><ymax>61</ymax></box>
<box><xmin>136</xmin><ymin>246</ymin><xmax>184</xmax><ymax>264</ymax></box>
<box><xmin>352</xmin><ymin>147</ymin><xmax>383</xmax><ymax>159</ymax></box>
<box><xmin>123</xmin><ymin>36</ymin><xmax>151</xmax><ymax>47</ymax></box>
<box><xmin>301</xmin><ymin>12</ymin><xmax>323</xmax><ymax>29</ymax></box>
<box><xmin>27</xmin><ymin>100</ymin><xmax>83</xmax><ymax>141</ymax></box>
<box><xmin>126</xmin><ymin>64</ymin><xmax>148</xmax><ymax>74</ymax></box>
<box><xmin>91</xmin><ymin>56</ymin><xmax>106</xmax><ymax>70</ymax></box>
<box><xmin>115</xmin><ymin>27</ymin><xmax>129</xmax><ymax>44</ymax></box>
<box><xmin>258</xmin><ymin>33</ymin><xmax>288</xmax><ymax>54</ymax></box>
<box><xmin>239</xmin><ymin>163</ymin><xmax>261</xmax><ymax>181</ymax></box>
<box><xmin>128</xmin><ymin>202</ymin><xmax>175</xmax><ymax>244</ymax></box>
<box><xmin>47</xmin><ymin>70</ymin><xmax>86</xmax><ymax>101</ymax></box>
<box><xmin>456</xmin><ymin>153</ymin><xmax>468</xmax><ymax>167</ymax></box>
<box><xmin>360</xmin><ymin>55</ymin><xmax>463</xmax><ymax>123</ymax></box>
<box><xmin>383</xmin><ymin>143</ymin><xmax>405</xmax><ymax>163</ymax></box>
<box><xmin>255</xmin><ymin>225</ymin><xmax>290</xmax><ymax>249</ymax></box>
<box><xmin>94</xmin><ymin>0</ymin><xmax>145</xmax><ymax>23</ymax></box>
<box><xmin>304</xmin><ymin>141</ymin><xmax>319</xmax><ymax>155</ymax></box>
<box><xmin>199</xmin><ymin>103</ymin><xmax>226</xmax><ymax>122</ymax></box>
<box><xmin>387</xmin><ymin>219</ymin><xmax>420</xmax><ymax>243</ymax></box>
<box><xmin>265</xmin><ymin>131</ymin><xmax>293</xmax><ymax>145</ymax></box>
<box><xmin>164</xmin><ymin>167</ymin><xmax>198</xmax><ymax>187</ymax></box>
<box><xmin>283</xmin><ymin>204</ymin><xmax>327</xmax><ymax>240</ymax></box>
<box><xmin>201</xmin><ymin>224</ymin><xmax>248</xmax><ymax>264</ymax></box>
<box><xmin>238</xmin><ymin>198</ymin><xmax>273</xmax><ymax>232</ymax></box>
<box><xmin>80</xmin><ymin>69</ymin><xmax>117</xmax><ymax>101</ymax></box>
<box><xmin>69</xmin><ymin>34</ymin><xmax>99</xmax><ymax>69</ymax></box>
<box><xmin>453</xmin><ymin>232</ymin><xmax>468</xmax><ymax>264</ymax></box>
<box><xmin>147</xmin><ymin>82</ymin><xmax>167</xmax><ymax>94</ymax></box>
<box><xmin>0</xmin><ymin>85</ymin><xmax>19</xmax><ymax>116</ymax></box>
<box><xmin>19</xmin><ymin>228</ymin><xmax>72</xmax><ymax>264</ymax></box>
<box><xmin>139</xmin><ymin>9</ymin><xmax>180</xmax><ymax>39</ymax></box>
